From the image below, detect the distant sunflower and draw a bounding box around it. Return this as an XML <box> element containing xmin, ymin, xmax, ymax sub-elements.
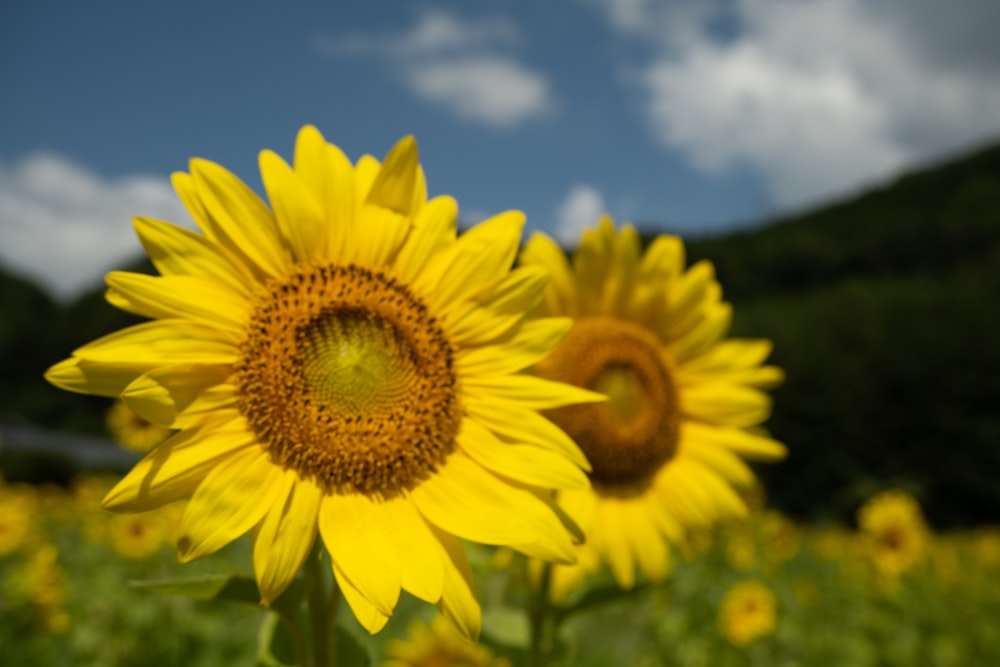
<box><xmin>718</xmin><ymin>579</ymin><xmax>777</xmax><ymax>647</ymax></box>
<box><xmin>857</xmin><ymin>489</ymin><xmax>928</xmax><ymax>578</ymax></box>
<box><xmin>46</xmin><ymin>127</ymin><xmax>596</xmax><ymax>637</ymax></box>
<box><xmin>520</xmin><ymin>216</ymin><xmax>786</xmax><ymax>598</ymax></box>
<box><xmin>381</xmin><ymin>616</ymin><xmax>511</xmax><ymax>667</ymax></box>
<box><xmin>106</xmin><ymin>399</ymin><xmax>172</xmax><ymax>452</ymax></box>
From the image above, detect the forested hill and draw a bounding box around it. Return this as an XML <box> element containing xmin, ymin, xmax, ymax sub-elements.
<box><xmin>679</xmin><ymin>142</ymin><xmax>1000</xmax><ymax>527</ymax></box>
<box><xmin>2</xmin><ymin>140</ymin><xmax>999</xmax><ymax>525</ymax></box>
<box><xmin>682</xmin><ymin>141</ymin><xmax>1000</xmax><ymax>299</ymax></box>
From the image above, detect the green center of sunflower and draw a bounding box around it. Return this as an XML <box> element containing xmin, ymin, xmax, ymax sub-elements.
<box><xmin>235</xmin><ymin>264</ymin><xmax>461</xmax><ymax>496</ymax></box>
<box><xmin>536</xmin><ymin>316</ymin><xmax>679</xmax><ymax>489</ymax></box>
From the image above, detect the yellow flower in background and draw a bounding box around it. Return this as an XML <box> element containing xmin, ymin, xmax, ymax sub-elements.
<box><xmin>21</xmin><ymin>543</ymin><xmax>70</xmax><ymax>633</ymax></box>
<box><xmin>107</xmin><ymin>513</ymin><xmax>167</xmax><ymax>559</ymax></box>
<box><xmin>718</xmin><ymin>579</ymin><xmax>777</xmax><ymax>647</ymax></box>
<box><xmin>381</xmin><ymin>617</ymin><xmax>512</xmax><ymax>667</ymax></box>
<box><xmin>0</xmin><ymin>482</ymin><xmax>37</xmax><ymax>556</ymax></box>
<box><xmin>46</xmin><ymin>126</ymin><xmax>596</xmax><ymax>637</ymax></box>
<box><xmin>520</xmin><ymin>217</ymin><xmax>785</xmax><ymax>595</ymax></box>
<box><xmin>857</xmin><ymin>490</ymin><xmax>928</xmax><ymax>578</ymax></box>
<box><xmin>106</xmin><ymin>399</ymin><xmax>172</xmax><ymax>452</ymax></box>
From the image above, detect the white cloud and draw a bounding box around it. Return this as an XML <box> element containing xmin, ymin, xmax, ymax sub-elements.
<box><xmin>315</xmin><ymin>9</ymin><xmax>554</xmax><ymax>129</ymax></box>
<box><xmin>0</xmin><ymin>153</ymin><xmax>193</xmax><ymax>300</ymax></box>
<box><xmin>409</xmin><ymin>57</ymin><xmax>553</xmax><ymax>129</ymax></box>
<box><xmin>555</xmin><ymin>184</ymin><xmax>606</xmax><ymax>246</ymax></box>
<box><xmin>588</xmin><ymin>0</ymin><xmax>1000</xmax><ymax>209</ymax></box>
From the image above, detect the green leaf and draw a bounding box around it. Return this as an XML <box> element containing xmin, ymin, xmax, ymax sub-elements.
<box><xmin>129</xmin><ymin>573</ymin><xmax>307</xmax><ymax>620</ymax></box>
<box><xmin>130</xmin><ymin>574</ymin><xmax>261</xmax><ymax>603</ymax></box>
<box><xmin>481</xmin><ymin>606</ymin><xmax>531</xmax><ymax>649</ymax></box>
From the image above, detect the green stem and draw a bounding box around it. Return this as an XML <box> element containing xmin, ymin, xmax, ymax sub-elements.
<box><xmin>528</xmin><ymin>563</ymin><xmax>555</xmax><ymax>667</ymax></box>
<box><xmin>305</xmin><ymin>543</ymin><xmax>334</xmax><ymax>667</ymax></box>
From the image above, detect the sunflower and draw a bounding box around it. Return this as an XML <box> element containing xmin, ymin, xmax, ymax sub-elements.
<box><xmin>46</xmin><ymin>126</ymin><xmax>597</xmax><ymax>637</ymax></box>
<box><xmin>106</xmin><ymin>398</ymin><xmax>172</xmax><ymax>452</ymax></box>
<box><xmin>717</xmin><ymin>579</ymin><xmax>777</xmax><ymax>647</ymax></box>
<box><xmin>857</xmin><ymin>489</ymin><xmax>928</xmax><ymax>578</ymax></box>
<box><xmin>381</xmin><ymin>617</ymin><xmax>511</xmax><ymax>667</ymax></box>
<box><xmin>520</xmin><ymin>216</ymin><xmax>786</xmax><ymax>599</ymax></box>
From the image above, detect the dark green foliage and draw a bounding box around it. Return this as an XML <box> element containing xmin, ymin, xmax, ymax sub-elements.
<box><xmin>678</xmin><ymin>143</ymin><xmax>1000</xmax><ymax>526</ymax></box>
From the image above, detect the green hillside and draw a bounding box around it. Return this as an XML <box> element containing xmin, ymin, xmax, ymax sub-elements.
<box><xmin>3</xmin><ymin>142</ymin><xmax>999</xmax><ymax>525</ymax></box>
<box><xmin>682</xmin><ymin>143</ymin><xmax>1000</xmax><ymax>526</ymax></box>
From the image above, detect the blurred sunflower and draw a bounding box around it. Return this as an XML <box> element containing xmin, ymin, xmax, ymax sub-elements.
<box><xmin>106</xmin><ymin>399</ymin><xmax>172</xmax><ymax>452</ymax></box>
<box><xmin>107</xmin><ymin>513</ymin><xmax>167</xmax><ymax>559</ymax></box>
<box><xmin>0</xmin><ymin>481</ymin><xmax>37</xmax><ymax>556</ymax></box>
<box><xmin>381</xmin><ymin>617</ymin><xmax>511</xmax><ymax>667</ymax></box>
<box><xmin>520</xmin><ymin>216</ymin><xmax>785</xmax><ymax>598</ymax></box>
<box><xmin>46</xmin><ymin>126</ymin><xmax>596</xmax><ymax>637</ymax></box>
<box><xmin>718</xmin><ymin>579</ymin><xmax>777</xmax><ymax>646</ymax></box>
<box><xmin>857</xmin><ymin>489</ymin><xmax>928</xmax><ymax>578</ymax></box>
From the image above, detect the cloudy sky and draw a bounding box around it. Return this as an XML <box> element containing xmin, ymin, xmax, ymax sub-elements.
<box><xmin>2</xmin><ymin>0</ymin><xmax>1000</xmax><ymax>299</ymax></box>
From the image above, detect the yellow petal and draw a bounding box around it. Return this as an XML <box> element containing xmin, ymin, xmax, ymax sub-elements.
<box><xmin>442</xmin><ymin>265</ymin><xmax>549</xmax><ymax>346</ymax></box>
<box><xmin>352</xmin><ymin>136</ymin><xmax>421</xmax><ymax>267</ymax></box>
<box><xmin>121</xmin><ymin>364</ymin><xmax>231</xmax><ymax>427</ymax></box>
<box><xmin>520</xmin><ymin>232</ymin><xmax>578</xmax><ymax>317</ymax></box>
<box><xmin>366</xmin><ymin>135</ymin><xmax>420</xmax><ymax>216</ymax></box>
<box><xmin>332</xmin><ymin>560</ymin><xmax>390</xmax><ymax>634</ymax></box>
<box><xmin>382</xmin><ymin>495</ymin><xmax>444</xmax><ymax>604</ymax></box>
<box><xmin>259</xmin><ymin>149</ymin><xmax>326</xmax><ymax>264</ymax></box>
<box><xmin>678</xmin><ymin>436</ymin><xmax>756</xmax><ymax>488</ymax></box>
<box><xmin>455</xmin><ymin>317</ymin><xmax>571</xmax><ymax>376</ymax></box>
<box><xmin>414</xmin><ymin>211</ymin><xmax>525</xmax><ymax>311</ymax></box>
<box><xmin>625</xmin><ymin>505</ymin><xmax>670</xmax><ymax>583</ymax></box>
<box><xmin>595</xmin><ymin>499</ymin><xmax>636</xmax><ymax>589</ymax></box>
<box><xmin>393</xmin><ymin>196</ymin><xmax>458</xmax><ymax>284</ymax></box>
<box><xmin>318</xmin><ymin>493</ymin><xmax>401</xmax><ymax>616</ymax></box>
<box><xmin>431</xmin><ymin>528</ymin><xmax>481</xmax><ymax>640</ymax></box>
<box><xmin>463</xmin><ymin>399</ymin><xmax>590</xmax><ymax>470</ymax></box>
<box><xmin>45</xmin><ymin>357</ymin><xmax>139</xmax><ymax>397</ymax></box>
<box><xmin>177</xmin><ymin>446</ymin><xmax>279</xmax><ymax>562</ymax></box>
<box><xmin>103</xmin><ymin>412</ymin><xmax>256</xmax><ymax>512</ymax></box>
<box><xmin>189</xmin><ymin>158</ymin><xmax>289</xmax><ymax>278</ymax></box>
<box><xmin>133</xmin><ymin>217</ymin><xmax>254</xmax><ymax>295</ymax></box>
<box><xmin>105</xmin><ymin>272</ymin><xmax>248</xmax><ymax>334</ymax></box>
<box><xmin>682</xmin><ymin>384</ymin><xmax>772</xmax><ymax>428</ymax></box>
<box><xmin>670</xmin><ymin>302</ymin><xmax>733</xmax><ymax>362</ymax></box>
<box><xmin>682</xmin><ymin>422</ymin><xmax>786</xmax><ymax>461</ymax></box>
<box><xmin>456</xmin><ymin>419</ymin><xmax>588</xmax><ymax>490</ymax></box>
<box><xmin>72</xmin><ymin>320</ymin><xmax>238</xmax><ymax>366</ymax></box>
<box><xmin>411</xmin><ymin>454</ymin><xmax>576</xmax><ymax>562</ymax></box>
<box><xmin>253</xmin><ymin>471</ymin><xmax>322</xmax><ymax>605</ymax></box>
<box><xmin>463</xmin><ymin>374</ymin><xmax>604</xmax><ymax>410</ymax></box>
<box><xmin>293</xmin><ymin>126</ymin><xmax>356</xmax><ymax>259</ymax></box>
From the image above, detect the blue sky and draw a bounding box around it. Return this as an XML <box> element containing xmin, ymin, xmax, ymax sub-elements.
<box><xmin>3</xmin><ymin>0</ymin><xmax>1000</xmax><ymax>299</ymax></box>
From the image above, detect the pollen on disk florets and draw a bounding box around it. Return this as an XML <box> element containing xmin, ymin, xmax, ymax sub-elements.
<box><xmin>235</xmin><ymin>263</ymin><xmax>462</xmax><ymax>496</ymax></box>
<box><xmin>536</xmin><ymin>316</ymin><xmax>679</xmax><ymax>489</ymax></box>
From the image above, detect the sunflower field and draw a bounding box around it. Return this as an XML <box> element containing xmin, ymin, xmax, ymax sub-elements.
<box><xmin>3</xmin><ymin>474</ymin><xmax>1000</xmax><ymax>666</ymax></box>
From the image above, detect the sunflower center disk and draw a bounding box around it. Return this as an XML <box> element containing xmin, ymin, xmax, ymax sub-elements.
<box><xmin>537</xmin><ymin>317</ymin><xmax>680</xmax><ymax>488</ymax></box>
<box><xmin>236</xmin><ymin>265</ymin><xmax>461</xmax><ymax>496</ymax></box>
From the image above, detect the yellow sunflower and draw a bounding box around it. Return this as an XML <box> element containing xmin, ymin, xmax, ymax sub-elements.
<box><xmin>381</xmin><ymin>616</ymin><xmax>512</xmax><ymax>667</ymax></box>
<box><xmin>45</xmin><ymin>126</ymin><xmax>597</xmax><ymax>637</ymax></box>
<box><xmin>106</xmin><ymin>398</ymin><xmax>172</xmax><ymax>452</ymax></box>
<box><xmin>856</xmin><ymin>489</ymin><xmax>928</xmax><ymax>578</ymax></box>
<box><xmin>520</xmin><ymin>216</ymin><xmax>786</xmax><ymax>599</ymax></box>
<box><xmin>717</xmin><ymin>579</ymin><xmax>777</xmax><ymax>647</ymax></box>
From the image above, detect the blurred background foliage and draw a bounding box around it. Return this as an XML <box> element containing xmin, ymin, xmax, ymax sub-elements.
<box><xmin>2</xmin><ymin>141</ymin><xmax>999</xmax><ymax>527</ymax></box>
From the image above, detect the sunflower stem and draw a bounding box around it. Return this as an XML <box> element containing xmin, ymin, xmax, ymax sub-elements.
<box><xmin>305</xmin><ymin>542</ymin><xmax>334</xmax><ymax>667</ymax></box>
<box><xmin>528</xmin><ymin>562</ymin><xmax>556</xmax><ymax>667</ymax></box>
